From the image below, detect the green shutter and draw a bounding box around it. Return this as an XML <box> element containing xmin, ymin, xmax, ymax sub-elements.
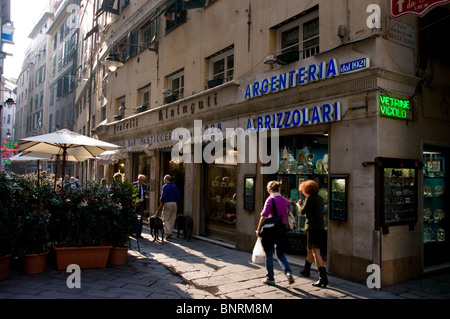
<box><xmin>182</xmin><ymin>0</ymin><xmax>205</xmax><ymax>10</ymax></box>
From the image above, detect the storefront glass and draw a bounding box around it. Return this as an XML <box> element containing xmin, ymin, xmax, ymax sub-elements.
<box><xmin>134</xmin><ymin>153</ymin><xmax>151</xmax><ymax>182</ymax></box>
<box><xmin>264</xmin><ymin>134</ymin><xmax>329</xmax><ymax>256</ymax></box>
<box><xmin>204</xmin><ymin>163</ymin><xmax>237</xmax><ymax>242</ymax></box>
<box><xmin>423</xmin><ymin>148</ymin><xmax>449</xmax><ymax>266</ymax></box>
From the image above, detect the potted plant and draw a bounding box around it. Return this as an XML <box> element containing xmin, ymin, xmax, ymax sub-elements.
<box><xmin>49</xmin><ymin>182</ymin><xmax>113</xmax><ymax>270</ymax></box>
<box><xmin>207</xmin><ymin>77</ymin><xmax>224</xmax><ymax>89</ymax></box>
<box><xmin>0</xmin><ymin>171</ymin><xmax>19</xmax><ymax>280</ymax></box>
<box><xmin>17</xmin><ymin>179</ymin><xmax>53</xmax><ymax>275</ymax></box>
<box><xmin>107</xmin><ymin>180</ymin><xmax>138</xmax><ymax>265</ymax></box>
<box><xmin>136</xmin><ymin>105</ymin><xmax>148</xmax><ymax>113</ymax></box>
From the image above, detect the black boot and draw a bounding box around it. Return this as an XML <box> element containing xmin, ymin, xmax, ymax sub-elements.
<box><xmin>300</xmin><ymin>261</ymin><xmax>311</xmax><ymax>277</ymax></box>
<box><xmin>312</xmin><ymin>267</ymin><xmax>328</xmax><ymax>288</ymax></box>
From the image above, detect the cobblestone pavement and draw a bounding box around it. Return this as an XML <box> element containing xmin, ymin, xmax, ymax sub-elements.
<box><xmin>1</xmin><ymin>224</ymin><xmax>450</xmax><ymax>302</ymax></box>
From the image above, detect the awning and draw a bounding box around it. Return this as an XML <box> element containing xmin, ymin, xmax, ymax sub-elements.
<box><xmin>123</xmin><ymin>145</ymin><xmax>148</xmax><ymax>153</ymax></box>
<box><xmin>96</xmin><ymin>149</ymin><xmax>125</xmax><ymax>164</ymax></box>
<box><xmin>147</xmin><ymin>139</ymin><xmax>178</xmax><ymax>150</ymax></box>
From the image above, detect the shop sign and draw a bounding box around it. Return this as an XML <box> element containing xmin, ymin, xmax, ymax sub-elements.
<box><xmin>116</xmin><ymin>132</ymin><xmax>173</xmax><ymax>149</ymax></box>
<box><xmin>246</xmin><ymin>102</ymin><xmax>341</xmax><ymax>132</ymax></box>
<box><xmin>387</xmin><ymin>18</ymin><xmax>416</xmax><ymax>49</ymax></box>
<box><xmin>244</xmin><ymin>57</ymin><xmax>370</xmax><ymax>100</ymax></box>
<box><xmin>378</xmin><ymin>95</ymin><xmax>413</xmax><ymax>120</ymax></box>
<box><xmin>116</xmin><ymin>122</ymin><xmax>223</xmax><ymax>149</ymax></box>
<box><xmin>391</xmin><ymin>0</ymin><xmax>450</xmax><ymax>18</ymax></box>
<box><xmin>1</xmin><ymin>140</ymin><xmax>18</xmax><ymax>152</ymax></box>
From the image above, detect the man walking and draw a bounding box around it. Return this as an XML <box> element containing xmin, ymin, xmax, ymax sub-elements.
<box><xmin>133</xmin><ymin>174</ymin><xmax>147</xmax><ymax>238</ymax></box>
<box><xmin>160</xmin><ymin>175</ymin><xmax>181</xmax><ymax>240</ymax></box>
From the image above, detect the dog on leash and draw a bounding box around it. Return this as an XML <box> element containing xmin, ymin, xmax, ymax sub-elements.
<box><xmin>175</xmin><ymin>215</ymin><xmax>193</xmax><ymax>240</ymax></box>
<box><xmin>149</xmin><ymin>215</ymin><xmax>165</xmax><ymax>243</ymax></box>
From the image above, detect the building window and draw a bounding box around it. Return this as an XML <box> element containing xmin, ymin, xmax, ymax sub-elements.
<box><xmin>274</xmin><ymin>7</ymin><xmax>319</xmax><ymax>63</ymax></box>
<box><xmin>101</xmin><ymin>106</ymin><xmax>106</xmax><ymax>121</ymax></box>
<box><xmin>207</xmin><ymin>45</ymin><xmax>234</xmax><ymax>88</ymax></box>
<box><xmin>116</xmin><ymin>28</ymin><xmax>139</xmax><ymax>63</ymax></box>
<box><xmin>139</xmin><ymin>84</ymin><xmax>151</xmax><ymax>110</ymax></box>
<box><xmin>164</xmin><ymin>0</ymin><xmax>187</xmax><ymax>34</ymax></box>
<box><xmin>140</xmin><ymin>19</ymin><xmax>157</xmax><ymax>52</ymax></box>
<box><xmin>122</xmin><ymin>0</ymin><xmax>130</xmax><ymax>11</ymax></box>
<box><xmin>50</xmin><ymin>87</ymin><xmax>54</xmax><ymax>106</ymax></box>
<box><xmin>166</xmin><ymin>70</ymin><xmax>184</xmax><ymax>103</ymax></box>
<box><xmin>116</xmin><ymin>96</ymin><xmax>125</xmax><ymax>117</ymax></box>
<box><xmin>40</xmin><ymin>91</ymin><xmax>44</xmax><ymax>108</ymax></box>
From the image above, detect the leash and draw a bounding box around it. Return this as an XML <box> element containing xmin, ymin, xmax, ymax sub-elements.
<box><xmin>153</xmin><ymin>202</ymin><xmax>163</xmax><ymax>218</ymax></box>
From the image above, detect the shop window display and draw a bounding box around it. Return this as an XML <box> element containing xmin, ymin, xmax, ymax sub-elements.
<box><xmin>264</xmin><ymin>135</ymin><xmax>329</xmax><ymax>255</ymax></box>
<box><xmin>375</xmin><ymin>157</ymin><xmax>420</xmax><ymax>233</ymax></box>
<box><xmin>423</xmin><ymin>151</ymin><xmax>449</xmax><ymax>266</ymax></box>
<box><xmin>205</xmin><ymin>164</ymin><xmax>237</xmax><ymax>226</ymax></box>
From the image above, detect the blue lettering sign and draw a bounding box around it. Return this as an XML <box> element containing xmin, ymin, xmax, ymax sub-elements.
<box><xmin>244</xmin><ymin>57</ymin><xmax>369</xmax><ymax>100</ymax></box>
<box><xmin>340</xmin><ymin>57</ymin><xmax>370</xmax><ymax>74</ymax></box>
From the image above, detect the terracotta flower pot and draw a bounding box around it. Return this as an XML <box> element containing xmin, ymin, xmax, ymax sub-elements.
<box><xmin>109</xmin><ymin>246</ymin><xmax>129</xmax><ymax>265</ymax></box>
<box><xmin>0</xmin><ymin>254</ymin><xmax>12</xmax><ymax>281</ymax></box>
<box><xmin>24</xmin><ymin>251</ymin><xmax>49</xmax><ymax>275</ymax></box>
<box><xmin>53</xmin><ymin>245</ymin><xmax>112</xmax><ymax>271</ymax></box>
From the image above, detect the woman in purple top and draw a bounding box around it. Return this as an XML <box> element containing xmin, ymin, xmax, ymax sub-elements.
<box><xmin>256</xmin><ymin>181</ymin><xmax>294</xmax><ymax>286</ymax></box>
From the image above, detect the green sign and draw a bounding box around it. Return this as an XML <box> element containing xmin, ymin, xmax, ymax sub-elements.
<box><xmin>379</xmin><ymin>95</ymin><xmax>412</xmax><ymax>120</ymax></box>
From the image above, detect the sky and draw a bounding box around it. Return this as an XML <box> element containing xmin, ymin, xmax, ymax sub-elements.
<box><xmin>3</xmin><ymin>0</ymin><xmax>49</xmax><ymax>80</ymax></box>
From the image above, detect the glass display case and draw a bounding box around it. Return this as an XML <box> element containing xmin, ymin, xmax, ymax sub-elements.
<box><xmin>423</xmin><ymin>152</ymin><xmax>446</xmax><ymax>244</ymax></box>
<box><xmin>423</xmin><ymin>150</ymin><xmax>449</xmax><ymax>266</ymax></box>
<box><xmin>329</xmin><ymin>175</ymin><xmax>349</xmax><ymax>221</ymax></box>
<box><xmin>244</xmin><ymin>175</ymin><xmax>255</xmax><ymax>210</ymax></box>
<box><xmin>264</xmin><ymin>144</ymin><xmax>329</xmax><ymax>255</ymax></box>
<box><xmin>375</xmin><ymin>157</ymin><xmax>421</xmax><ymax>234</ymax></box>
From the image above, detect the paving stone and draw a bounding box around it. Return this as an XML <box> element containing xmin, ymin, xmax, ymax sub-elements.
<box><xmin>2</xmin><ymin>226</ymin><xmax>450</xmax><ymax>300</ymax></box>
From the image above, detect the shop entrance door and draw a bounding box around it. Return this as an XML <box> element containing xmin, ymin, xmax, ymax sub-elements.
<box><xmin>423</xmin><ymin>147</ymin><xmax>449</xmax><ymax>267</ymax></box>
<box><xmin>161</xmin><ymin>151</ymin><xmax>185</xmax><ymax>215</ymax></box>
<box><xmin>264</xmin><ymin>134</ymin><xmax>329</xmax><ymax>257</ymax></box>
<box><xmin>203</xmin><ymin>163</ymin><xmax>237</xmax><ymax>243</ymax></box>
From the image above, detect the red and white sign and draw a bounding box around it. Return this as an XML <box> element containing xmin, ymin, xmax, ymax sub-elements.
<box><xmin>391</xmin><ymin>0</ymin><xmax>450</xmax><ymax>18</ymax></box>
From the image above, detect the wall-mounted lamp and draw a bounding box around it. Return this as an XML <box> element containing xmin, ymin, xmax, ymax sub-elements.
<box><xmin>263</xmin><ymin>54</ymin><xmax>289</xmax><ymax>65</ymax></box>
<box><xmin>101</xmin><ymin>41</ymin><xmax>159</xmax><ymax>72</ymax></box>
<box><xmin>338</xmin><ymin>25</ymin><xmax>347</xmax><ymax>41</ymax></box>
<box><xmin>264</xmin><ymin>55</ymin><xmax>277</xmax><ymax>64</ymax></box>
<box><xmin>5</xmin><ymin>98</ymin><xmax>15</xmax><ymax>108</ymax></box>
<box><xmin>101</xmin><ymin>52</ymin><xmax>124</xmax><ymax>72</ymax></box>
<box><xmin>6</xmin><ymin>130</ymin><xmax>11</xmax><ymax>138</ymax></box>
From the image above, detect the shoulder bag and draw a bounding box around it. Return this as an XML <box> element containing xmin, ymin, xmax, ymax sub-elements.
<box><xmin>261</xmin><ymin>198</ymin><xmax>284</xmax><ymax>238</ymax></box>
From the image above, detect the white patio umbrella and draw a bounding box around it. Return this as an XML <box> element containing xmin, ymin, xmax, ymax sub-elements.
<box><xmin>9</xmin><ymin>152</ymin><xmax>54</xmax><ymax>188</ymax></box>
<box><xmin>9</xmin><ymin>151</ymin><xmax>92</xmax><ymax>189</ymax></box>
<box><xmin>18</xmin><ymin>129</ymin><xmax>120</xmax><ymax>187</ymax></box>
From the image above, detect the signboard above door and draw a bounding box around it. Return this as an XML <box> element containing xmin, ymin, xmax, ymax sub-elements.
<box><xmin>391</xmin><ymin>0</ymin><xmax>450</xmax><ymax>18</ymax></box>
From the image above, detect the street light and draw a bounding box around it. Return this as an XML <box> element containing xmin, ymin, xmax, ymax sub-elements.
<box><xmin>0</xmin><ymin>89</ymin><xmax>16</xmax><ymax>109</ymax></box>
<box><xmin>101</xmin><ymin>52</ymin><xmax>123</xmax><ymax>72</ymax></box>
<box><xmin>5</xmin><ymin>97</ymin><xmax>15</xmax><ymax>108</ymax></box>
<box><xmin>101</xmin><ymin>41</ymin><xmax>159</xmax><ymax>72</ymax></box>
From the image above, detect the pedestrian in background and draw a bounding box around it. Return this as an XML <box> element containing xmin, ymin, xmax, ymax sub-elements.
<box><xmin>65</xmin><ymin>176</ymin><xmax>80</xmax><ymax>190</ymax></box>
<box><xmin>256</xmin><ymin>181</ymin><xmax>294</xmax><ymax>286</ymax></box>
<box><xmin>133</xmin><ymin>174</ymin><xmax>147</xmax><ymax>238</ymax></box>
<box><xmin>298</xmin><ymin>179</ymin><xmax>328</xmax><ymax>288</ymax></box>
<box><xmin>99</xmin><ymin>177</ymin><xmax>109</xmax><ymax>197</ymax></box>
<box><xmin>113</xmin><ymin>172</ymin><xmax>123</xmax><ymax>183</ymax></box>
<box><xmin>160</xmin><ymin>174</ymin><xmax>181</xmax><ymax>240</ymax></box>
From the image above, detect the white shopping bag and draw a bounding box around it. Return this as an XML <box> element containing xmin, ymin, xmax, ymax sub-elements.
<box><xmin>252</xmin><ymin>237</ymin><xmax>266</xmax><ymax>264</ymax></box>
